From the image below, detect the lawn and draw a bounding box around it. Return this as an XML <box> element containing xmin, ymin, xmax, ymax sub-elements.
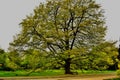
<box><xmin>0</xmin><ymin>70</ymin><xmax>116</xmax><ymax>77</ymax></box>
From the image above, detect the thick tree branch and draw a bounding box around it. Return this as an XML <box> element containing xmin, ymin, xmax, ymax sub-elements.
<box><xmin>70</xmin><ymin>10</ymin><xmax>86</xmax><ymax>50</ymax></box>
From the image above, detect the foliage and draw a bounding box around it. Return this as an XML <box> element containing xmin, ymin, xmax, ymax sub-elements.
<box><xmin>21</xmin><ymin>49</ymin><xmax>47</xmax><ymax>70</ymax></box>
<box><xmin>0</xmin><ymin>48</ymin><xmax>5</xmax><ymax>64</ymax></box>
<box><xmin>71</xmin><ymin>41</ymin><xmax>118</xmax><ymax>70</ymax></box>
<box><xmin>9</xmin><ymin>0</ymin><xmax>108</xmax><ymax>74</ymax></box>
<box><xmin>116</xmin><ymin>69</ymin><xmax>120</xmax><ymax>76</ymax></box>
<box><xmin>5</xmin><ymin>51</ymin><xmax>22</xmax><ymax>70</ymax></box>
<box><xmin>87</xmin><ymin>41</ymin><xmax>118</xmax><ymax>70</ymax></box>
<box><xmin>0</xmin><ymin>48</ymin><xmax>18</xmax><ymax>71</ymax></box>
<box><xmin>0</xmin><ymin>48</ymin><xmax>5</xmax><ymax>70</ymax></box>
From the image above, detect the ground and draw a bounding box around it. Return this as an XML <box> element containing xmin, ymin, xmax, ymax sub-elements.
<box><xmin>0</xmin><ymin>74</ymin><xmax>118</xmax><ymax>80</ymax></box>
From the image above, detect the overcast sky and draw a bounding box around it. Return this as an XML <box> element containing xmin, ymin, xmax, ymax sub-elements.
<box><xmin>0</xmin><ymin>0</ymin><xmax>120</xmax><ymax>51</ymax></box>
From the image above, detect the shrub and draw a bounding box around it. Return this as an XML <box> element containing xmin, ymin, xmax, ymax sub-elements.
<box><xmin>116</xmin><ymin>70</ymin><xmax>120</xmax><ymax>76</ymax></box>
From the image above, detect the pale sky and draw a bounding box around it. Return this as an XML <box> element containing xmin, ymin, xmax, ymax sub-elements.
<box><xmin>0</xmin><ymin>0</ymin><xmax>120</xmax><ymax>51</ymax></box>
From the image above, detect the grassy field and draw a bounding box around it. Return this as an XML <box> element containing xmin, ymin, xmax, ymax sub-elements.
<box><xmin>0</xmin><ymin>70</ymin><xmax>116</xmax><ymax>77</ymax></box>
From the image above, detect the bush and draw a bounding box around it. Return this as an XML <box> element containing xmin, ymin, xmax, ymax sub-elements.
<box><xmin>116</xmin><ymin>70</ymin><xmax>120</xmax><ymax>76</ymax></box>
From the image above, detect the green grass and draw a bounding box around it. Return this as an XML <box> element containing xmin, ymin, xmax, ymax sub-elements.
<box><xmin>0</xmin><ymin>70</ymin><xmax>116</xmax><ymax>77</ymax></box>
<box><xmin>77</xmin><ymin>70</ymin><xmax>116</xmax><ymax>74</ymax></box>
<box><xmin>29</xmin><ymin>70</ymin><xmax>64</xmax><ymax>76</ymax></box>
<box><xmin>0</xmin><ymin>70</ymin><xmax>64</xmax><ymax>77</ymax></box>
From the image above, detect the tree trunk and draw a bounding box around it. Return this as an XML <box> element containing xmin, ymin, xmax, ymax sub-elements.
<box><xmin>64</xmin><ymin>58</ymin><xmax>71</xmax><ymax>74</ymax></box>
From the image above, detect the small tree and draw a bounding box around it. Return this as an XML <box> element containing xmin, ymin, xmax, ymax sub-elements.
<box><xmin>10</xmin><ymin>0</ymin><xmax>106</xmax><ymax>74</ymax></box>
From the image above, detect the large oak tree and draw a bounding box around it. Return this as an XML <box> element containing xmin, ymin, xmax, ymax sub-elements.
<box><xmin>9</xmin><ymin>0</ymin><xmax>107</xmax><ymax>74</ymax></box>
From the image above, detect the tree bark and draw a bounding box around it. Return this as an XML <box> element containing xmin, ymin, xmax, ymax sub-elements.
<box><xmin>64</xmin><ymin>58</ymin><xmax>71</xmax><ymax>74</ymax></box>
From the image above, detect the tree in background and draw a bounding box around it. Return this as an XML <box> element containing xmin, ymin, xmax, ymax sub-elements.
<box><xmin>0</xmin><ymin>48</ymin><xmax>5</xmax><ymax>70</ymax></box>
<box><xmin>9</xmin><ymin>0</ymin><xmax>107</xmax><ymax>74</ymax></box>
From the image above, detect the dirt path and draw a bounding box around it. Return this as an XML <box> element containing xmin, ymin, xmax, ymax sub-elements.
<box><xmin>26</xmin><ymin>75</ymin><xmax>118</xmax><ymax>80</ymax></box>
<box><xmin>0</xmin><ymin>74</ymin><xmax>118</xmax><ymax>80</ymax></box>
